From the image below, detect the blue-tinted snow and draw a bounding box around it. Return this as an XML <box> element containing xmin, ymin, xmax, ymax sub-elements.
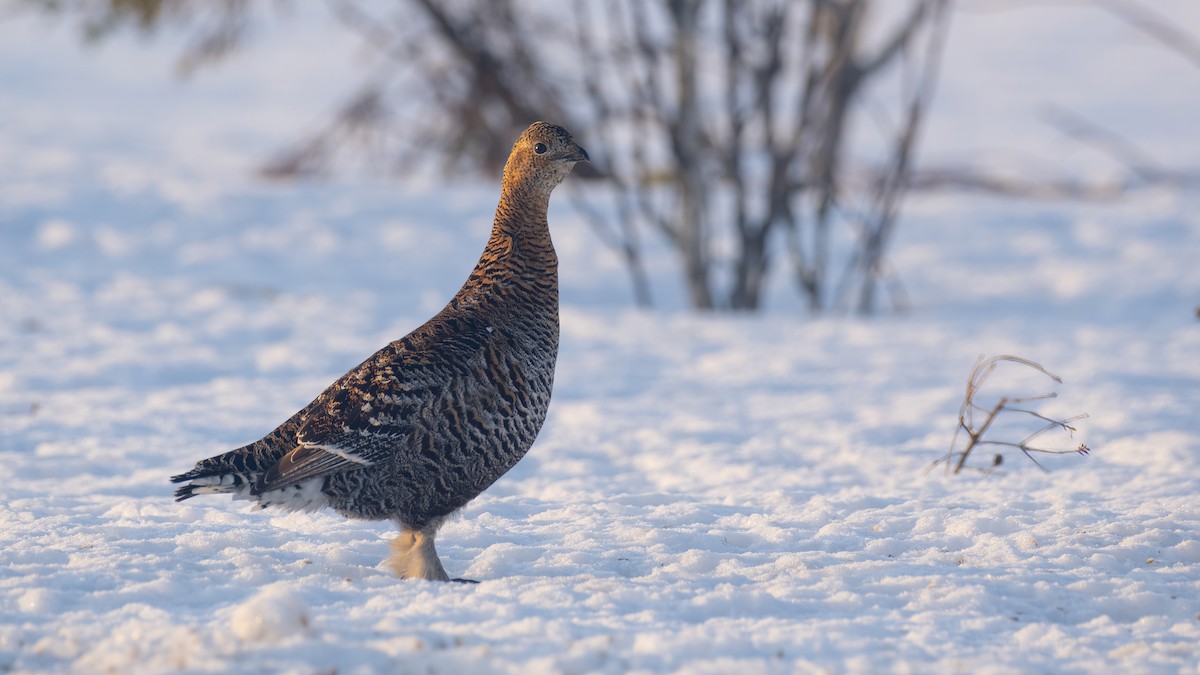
<box><xmin>1</xmin><ymin>4</ymin><xmax>1198</xmax><ymax>674</ymax></box>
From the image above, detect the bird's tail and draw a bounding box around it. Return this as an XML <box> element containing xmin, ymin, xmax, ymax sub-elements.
<box><xmin>170</xmin><ymin>440</ymin><xmax>278</xmax><ymax>502</ymax></box>
<box><xmin>170</xmin><ymin>414</ymin><xmax>315</xmax><ymax>507</ymax></box>
<box><xmin>170</xmin><ymin>465</ymin><xmax>257</xmax><ymax>502</ymax></box>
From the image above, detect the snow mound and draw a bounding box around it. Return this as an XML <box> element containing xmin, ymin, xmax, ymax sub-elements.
<box><xmin>230</xmin><ymin>587</ymin><xmax>312</xmax><ymax>643</ymax></box>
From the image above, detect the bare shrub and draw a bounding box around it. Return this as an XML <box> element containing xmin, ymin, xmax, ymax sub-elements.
<box><xmin>29</xmin><ymin>0</ymin><xmax>952</xmax><ymax>313</ymax></box>
<box><xmin>31</xmin><ymin>0</ymin><xmax>1199</xmax><ymax>312</ymax></box>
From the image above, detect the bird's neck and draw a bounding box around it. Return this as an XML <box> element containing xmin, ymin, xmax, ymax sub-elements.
<box><xmin>494</xmin><ymin>182</ymin><xmax>550</xmax><ymax>231</ymax></box>
<box><xmin>456</xmin><ymin>185</ymin><xmax>558</xmax><ymax>305</ymax></box>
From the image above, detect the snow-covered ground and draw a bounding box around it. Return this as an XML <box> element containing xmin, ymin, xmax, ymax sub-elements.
<box><xmin>2</xmin><ymin>4</ymin><xmax>1199</xmax><ymax>674</ymax></box>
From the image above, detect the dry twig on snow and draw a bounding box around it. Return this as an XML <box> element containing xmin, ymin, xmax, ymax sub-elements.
<box><xmin>934</xmin><ymin>355</ymin><xmax>1091</xmax><ymax>475</ymax></box>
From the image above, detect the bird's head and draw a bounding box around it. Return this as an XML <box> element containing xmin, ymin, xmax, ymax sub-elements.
<box><xmin>502</xmin><ymin>122</ymin><xmax>589</xmax><ymax>199</ymax></box>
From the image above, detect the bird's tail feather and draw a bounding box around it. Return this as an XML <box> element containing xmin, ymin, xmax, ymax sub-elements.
<box><xmin>171</xmin><ymin>470</ymin><xmax>254</xmax><ymax>502</ymax></box>
<box><xmin>169</xmin><ymin>437</ymin><xmax>285</xmax><ymax>501</ymax></box>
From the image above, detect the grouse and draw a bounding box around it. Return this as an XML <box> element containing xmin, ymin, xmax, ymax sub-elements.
<box><xmin>171</xmin><ymin>122</ymin><xmax>589</xmax><ymax>582</ymax></box>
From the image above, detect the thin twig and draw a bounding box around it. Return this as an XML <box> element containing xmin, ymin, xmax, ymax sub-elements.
<box><xmin>937</xmin><ymin>355</ymin><xmax>1090</xmax><ymax>475</ymax></box>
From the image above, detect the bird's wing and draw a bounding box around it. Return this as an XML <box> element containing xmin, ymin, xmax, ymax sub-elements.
<box><xmin>252</xmin><ymin>315</ymin><xmax>496</xmax><ymax>494</ymax></box>
<box><xmin>252</xmin><ymin>440</ymin><xmax>377</xmax><ymax>493</ymax></box>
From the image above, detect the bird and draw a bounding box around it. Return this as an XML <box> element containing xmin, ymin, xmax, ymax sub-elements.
<box><xmin>171</xmin><ymin>122</ymin><xmax>589</xmax><ymax>582</ymax></box>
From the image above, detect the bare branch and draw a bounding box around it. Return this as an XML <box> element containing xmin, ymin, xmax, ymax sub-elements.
<box><xmin>858</xmin><ymin>0</ymin><xmax>928</xmax><ymax>79</ymax></box>
<box><xmin>34</xmin><ymin>0</ymin><xmax>972</xmax><ymax>314</ymax></box>
<box><xmin>1040</xmin><ymin>105</ymin><xmax>1200</xmax><ymax>187</ymax></box>
<box><xmin>904</xmin><ymin>167</ymin><xmax>1133</xmax><ymax>200</ymax></box>
<box><xmin>1095</xmin><ymin>0</ymin><xmax>1200</xmax><ymax>69</ymax></box>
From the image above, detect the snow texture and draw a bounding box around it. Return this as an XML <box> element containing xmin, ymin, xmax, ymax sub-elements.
<box><xmin>1</xmin><ymin>4</ymin><xmax>1199</xmax><ymax>674</ymax></box>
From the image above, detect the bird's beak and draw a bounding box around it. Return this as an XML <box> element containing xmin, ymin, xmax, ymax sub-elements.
<box><xmin>566</xmin><ymin>146</ymin><xmax>590</xmax><ymax>163</ymax></box>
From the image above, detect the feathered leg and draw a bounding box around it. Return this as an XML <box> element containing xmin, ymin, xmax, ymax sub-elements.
<box><xmin>388</xmin><ymin>524</ymin><xmax>450</xmax><ymax>582</ymax></box>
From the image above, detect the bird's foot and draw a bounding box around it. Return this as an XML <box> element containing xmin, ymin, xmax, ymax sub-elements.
<box><xmin>389</xmin><ymin>530</ymin><xmax>450</xmax><ymax>582</ymax></box>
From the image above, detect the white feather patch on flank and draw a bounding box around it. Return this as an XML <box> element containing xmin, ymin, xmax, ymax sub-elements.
<box><xmin>191</xmin><ymin>485</ymin><xmax>238</xmax><ymax>496</ymax></box>
<box><xmin>192</xmin><ymin>473</ymin><xmax>253</xmax><ymax>497</ymax></box>
<box><xmin>192</xmin><ymin>474</ymin><xmax>235</xmax><ymax>487</ymax></box>
<box><xmin>255</xmin><ymin>478</ymin><xmax>329</xmax><ymax>513</ymax></box>
<box><xmin>308</xmin><ymin>443</ymin><xmax>374</xmax><ymax>466</ymax></box>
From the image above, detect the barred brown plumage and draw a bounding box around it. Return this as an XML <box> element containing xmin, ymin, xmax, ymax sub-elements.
<box><xmin>170</xmin><ymin>122</ymin><xmax>589</xmax><ymax>582</ymax></box>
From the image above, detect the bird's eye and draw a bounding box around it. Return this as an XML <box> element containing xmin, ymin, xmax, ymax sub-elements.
<box><xmin>534</xmin><ymin>142</ymin><xmax>548</xmax><ymax>155</ymax></box>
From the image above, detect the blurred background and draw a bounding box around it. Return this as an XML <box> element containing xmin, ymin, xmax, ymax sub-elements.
<box><xmin>2</xmin><ymin>0</ymin><xmax>1199</xmax><ymax>318</ymax></box>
